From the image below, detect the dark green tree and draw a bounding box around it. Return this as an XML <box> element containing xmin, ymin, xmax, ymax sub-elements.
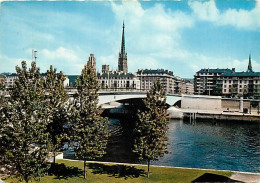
<box><xmin>71</xmin><ymin>61</ymin><xmax>110</xmax><ymax>179</ymax></box>
<box><xmin>133</xmin><ymin>80</ymin><xmax>169</xmax><ymax>178</ymax></box>
<box><xmin>0</xmin><ymin>61</ymin><xmax>50</xmax><ymax>183</ymax></box>
<box><xmin>0</xmin><ymin>76</ymin><xmax>6</xmax><ymax>105</ymax></box>
<box><xmin>44</xmin><ymin>65</ymin><xmax>69</xmax><ymax>164</ymax></box>
<box><xmin>0</xmin><ymin>77</ymin><xmax>9</xmax><ymax>165</ymax></box>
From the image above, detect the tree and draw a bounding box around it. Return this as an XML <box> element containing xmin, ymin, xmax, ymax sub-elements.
<box><xmin>71</xmin><ymin>61</ymin><xmax>110</xmax><ymax>179</ymax></box>
<box><xmin>44</xmin><ymin>65</ymin><xmax>69</xmax><ymax>164</ymax></box>
<box><xmin>133</xmin><ymin>80</ymin><xmax>168</xmax><ymax>178</ymax></box>
<box><xmin>0</xmin><ymin>76</ymin><xmax>9</xmax><ymax>165</ymax></box>
<box><xmin>0</xmin><ymin>61</ymin><xmax>51</xmax><ymax>183</ymax></box>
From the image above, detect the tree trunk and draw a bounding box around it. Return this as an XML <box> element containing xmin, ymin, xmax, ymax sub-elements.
<box><xmin>24</xmin><ymin>176</ymin><xmax>29</xmax><ymax>183</ymax></box>
<box><xmin>53</xmin><ymin>152</ymin><xmax>56</xmax><ymax>164</ymax></box>
<box><xmin>83</xmin><ymin>160</ymin><xmax>87</xmax><ymax>179</ymax></box>
<box><xmin>147</xmin><ymin>159</ymin><xmax>150</xmax><ymax>178</ymax></box>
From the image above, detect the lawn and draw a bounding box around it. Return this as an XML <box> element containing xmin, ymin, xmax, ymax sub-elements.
<box><xmin>3</xmin><ymin>159</ymin><xmax>233</xmax><ymax>183</ymax></box>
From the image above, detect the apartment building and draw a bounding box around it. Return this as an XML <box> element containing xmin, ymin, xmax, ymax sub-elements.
<box><xmin>194</xmin><ymin>68</ymin><xmax>232</xmax><ymax>95</ymax></box>
<box><xmin>136</xmin><ymin>69</ymin><xmax>175</xmax><ymax>94</ymax></box>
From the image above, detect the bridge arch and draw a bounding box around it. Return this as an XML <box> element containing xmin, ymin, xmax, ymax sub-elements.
<box><xmin>98</xmin><ymin>93</ymin><xmax>181</xmax><ymax>106</ymax></box>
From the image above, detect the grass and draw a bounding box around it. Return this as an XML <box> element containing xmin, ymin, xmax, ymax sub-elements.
<box><xmin>3</xmin><ymin>159</ymin><xmax>233</xmax><ymax>183</ymax></box>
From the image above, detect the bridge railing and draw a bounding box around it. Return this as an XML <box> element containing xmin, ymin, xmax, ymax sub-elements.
<box><xmin>65</xmin><ymin>87</ymin><xmax>182</xmax><ymax>96</ymax></box>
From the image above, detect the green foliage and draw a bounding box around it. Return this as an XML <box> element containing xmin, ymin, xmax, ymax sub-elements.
<box><xmin>0</xmin><ymin>76</ymin><xmax>7</xmax><ymax>106</ymax></box>
<box><xmin>44</xmin><ymin>65</ymin><xmax>69</xmax><ymax>163</ymax></box>
<box><xmin>71</xmin><ymin>61</ymin><xmax>110</xmax><ymax>178</ymax></box>
<box><xmin>0</xmin><ymin>76</ymin><xmax>5</xmax><ymax>91</ymax></box>
<box><xmin>0</xmin><ymin>76</ymin><xmax>8</xmax><ymax>165</ymax></box>
<box><xmin>133</xmin><ymin>80</ymin><xmax>168</xmax><ymax>177</ymax></box>
<box><xmin>0</xmin><ymin>61</ymin><xmax>51</xmax><ymax>183</ymax></box>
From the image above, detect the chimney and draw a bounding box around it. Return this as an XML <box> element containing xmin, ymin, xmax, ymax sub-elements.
<box><xmin>232</xmin><ymin>68</ymin><xmax>235</xmax><ymax>73</ymax></box>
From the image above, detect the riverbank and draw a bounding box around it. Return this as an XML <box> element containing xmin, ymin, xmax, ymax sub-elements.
<box><xmin>181</xmin><ymin>109</ymin><xmax>260</xmax><ymax>122</ymax></box>
<box><xmin>2</xmin><ymin>159</ymin><xmax>260</xmax><ymax>183</ymax></box>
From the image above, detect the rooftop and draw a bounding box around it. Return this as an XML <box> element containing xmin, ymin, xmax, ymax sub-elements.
<box><xmin>97</xmin><ymin>72</ymin><xmax>136</xmax><ymax>78</ymax></box>
<box><xmin>137</xmin><ymin>69</ymin><xmax>173</xmax><ymax>76</ymax></box>
<box><xmin>221</xmin><ymin>71</ymin><xmax>260</xmax><ymax>77</ymax></box>
<box><xmin>197</xmin><ymin>68</ymin><xmax>232</xmax><ymax>74</ymax></box>
<box><xmin>2</xmin><ymin>73</ymin><xmax>48</xmax><ymax>76</ymax></box>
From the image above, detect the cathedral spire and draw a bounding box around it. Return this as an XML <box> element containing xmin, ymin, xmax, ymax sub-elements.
<box><xmin>247</xmin><ymin>54</ymin><xmax>253</xmax><ymax>72</ymax></box>
<box><xmin>121</xmin><ymin>21</ymin><xmax>125</xmax><ymax>54</ymax></box>
<box><xmin>118</xmin><ymin>21</ymin><xmax>127</xmax><ymax>73</ymax></box>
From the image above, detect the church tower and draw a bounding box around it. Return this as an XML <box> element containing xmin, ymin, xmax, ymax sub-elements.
<box><xmin>88</xmin><ymin>53</ymin><xmax>96</xmax><ymax>70</ymax></box>
<box><xmin>247</xmin><ymin>54</ymin><xmax>253</xmax><ymax>72</ymax></box>
<box><xmin>118</xmin><ymin>22</ymin><xmax>127</xmax><ymax>73</ymax></box>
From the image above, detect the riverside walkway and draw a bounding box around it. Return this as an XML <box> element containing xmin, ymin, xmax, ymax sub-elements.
<box><xmin>181</xmin><ymin>109</ymin><xmax>260</xmax><ymax>122</ymax></box>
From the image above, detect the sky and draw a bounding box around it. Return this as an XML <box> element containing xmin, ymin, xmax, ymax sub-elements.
<box><xmin>0</xmin><ymin>0</ymin><xmax>260</xmax><ymax>78</ymax></box>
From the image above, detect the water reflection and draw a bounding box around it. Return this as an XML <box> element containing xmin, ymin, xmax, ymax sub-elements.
<box><xmin>64</xmin><ymin>118</ymin><xmax>260</xmax><ymax>173</ymax></box>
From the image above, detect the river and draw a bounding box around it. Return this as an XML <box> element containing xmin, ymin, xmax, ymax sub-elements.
<box><xmin>153</xmin><ymin>119</ymin><xmax>260</xmax><ymax>173</ymax></box>
<box><xmin>64</xmin><ymin>118</ymin><xmax>260</xmax><ymax>173</ymax></box>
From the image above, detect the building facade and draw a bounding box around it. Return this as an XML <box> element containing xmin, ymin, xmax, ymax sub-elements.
<box><xmin>174</xmin><ymin>77</ymin><xmax>194</xmax><ymax>95</ymax></box>
<box><xmin>219</xmin><ymin>56</ymin><xmax>260</xmax><ymax>98</ymax></box>
<box><xmin>220</xmin><ymin>72</ymin><xmax>260</xmax><ymax>97</ymax></box>
<box><xmin>97</xmin><ymin>71</ymin><xmax>140</xmax><ymax>90</ymax></box>
<box><xmin>184</xmin><ymin>79</ymin><xmax>194</xmax><ymax>95</ymax></box>
<box><xmin>194</xmin><ymin>68</ymin><xmax>232</xmax><ymax>95</ymax></box>
<box><xmin>136</xmin><ymin>69</ymin><xmax>175</xmax><ymax>94</ymax></box>
<box><xmin>2</xmin><ymin>73</ymin><xmax>69</xmax><ymax>89</ymax></box>
<box><xmin>194</xmin><ymin>55</ymin><xmax>260</xmax><ymax>98</ymax></box>
<box><xmin>3</xmin><ymin>73</ymin><xmax>18</xmax><ymax>89</ymax></box>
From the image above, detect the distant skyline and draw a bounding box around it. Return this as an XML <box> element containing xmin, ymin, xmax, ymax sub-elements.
<box><xmin>0</xmin><ymin>0</ymin><xmax>260</xmax><ymax>78</ymax></box>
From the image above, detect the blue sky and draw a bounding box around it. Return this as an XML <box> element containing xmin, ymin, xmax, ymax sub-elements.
<box><xmin>0</xmin><ymin>0</ymin><xmax>259</xmax><ymax>78</ymax></box>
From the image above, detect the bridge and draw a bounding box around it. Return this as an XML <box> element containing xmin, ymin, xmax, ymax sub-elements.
<box><xmin>98</xmin><ymin>92</ymin><xmax>181</xmax><ymax>106</ymax></box>
<box><xmin>67</xmin><ymin>88</ymin><xmax>181</xmax><ymax>106</ymax></box>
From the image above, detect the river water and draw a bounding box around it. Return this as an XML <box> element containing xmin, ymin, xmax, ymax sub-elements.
<box><xmin>152</xmin><ymin>120</ymin><xmax>260</xmax><ymax>173</ymax></box>
<box><xmin>64</xmin><ymin>118</ymin><xmax>260</xmax><ymax>173</ymax></box>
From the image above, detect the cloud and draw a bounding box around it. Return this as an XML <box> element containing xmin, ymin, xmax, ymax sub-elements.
<box><xmin>110</xmin><ymin>0</ymin><xmax>194</xmax><ymax>76</ymax></box>
<box><xmin>188</xmin><ymin>0</ymin><xmax>219</xmax><ymax>22</ymax></box>
<box><xmin>109</xmin><ymin>1</ymin><xmax>260</xmax><ymax>78</ymax></box>
<box><xmin>188</xmin><ymin>0</ymin><xmax>260</xmax><ymax>31</ymax></box>
<box><xmin>1</xmin><ymin>1</ymin><xmax>259</xmax><ymax>79</ymax></box>
<box><xmin>0</xmin><ymin>47</ymin><xmax>87</xmax><ymax>74</ymax></box>
<box><xmin>128</xmin><ymin>55</ymin><xmax>160</xmax><ymax>71</ymax></box>
<box><xmin>228</xmin><ymin>58</ymin><xmax>260</xmax><ymax>72</ymax></box>
<box><xmin>0</xmin><ymin>54</ymin><xmax>24</xmax><ymax>73</ymax></box>
<box><xmin>39</xmin><ymin>47</ymin><xmax>85</xmax><ymax>75</ymax></box>
<box><xmin>98</xmin><ymin>54</ymin><xmax>118</xmax><ymax>71</ymax></box>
